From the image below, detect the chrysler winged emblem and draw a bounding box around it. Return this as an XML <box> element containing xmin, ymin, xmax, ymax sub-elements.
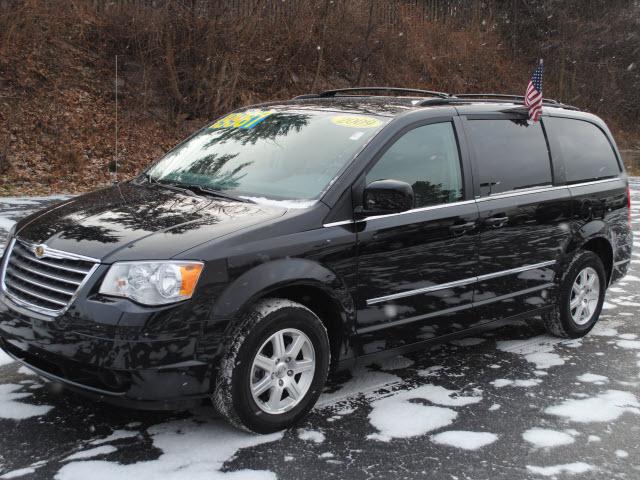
<box><xmin>34</xmin><ymin>245</ymin><xmax>46</xmax><ymax>258</ymax></box>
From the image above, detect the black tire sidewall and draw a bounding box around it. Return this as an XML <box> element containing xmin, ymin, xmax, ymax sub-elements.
<box><xmin>230</xmin><ymin>306</ymin><xmax>330</xmax><ymax>433</ymax></box>
<box><xmin>558</xmin><ymin>251</ymin><xmax>606</xmax><ymax>336</ymax></box>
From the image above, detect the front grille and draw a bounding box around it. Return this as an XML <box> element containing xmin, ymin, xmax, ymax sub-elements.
<box><xmin>1</xmin><ymin>239</ymin><xmax>99</xmax><ymax>316</ymax></box>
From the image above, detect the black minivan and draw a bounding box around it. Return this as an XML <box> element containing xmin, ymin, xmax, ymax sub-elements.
<box><xmin>0</xmin><ymin>88</ymin><xmax>633</xmax><ymax>433</ymax></box>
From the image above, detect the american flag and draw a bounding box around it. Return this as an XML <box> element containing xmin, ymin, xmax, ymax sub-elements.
<box><xmin>524</xmin><ymin>59</ymin><xmax>544</xmax><ymax>122</ymax></box>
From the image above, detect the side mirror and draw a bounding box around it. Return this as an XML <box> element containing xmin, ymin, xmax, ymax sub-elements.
<box><xmin>361</xmin><ymin>179</ymin><xmax>414</xmax><ymax>216</ymax></box>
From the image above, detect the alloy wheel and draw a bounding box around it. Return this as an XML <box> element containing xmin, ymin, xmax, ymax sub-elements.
<box><xmin>569</xmin><ymin>266</ymin><xmax>600</xmax><ymax>325</ymax></box>
<box><xmin>250</xmin><ymin>328</ymin><xmax>316</xmax><ymax>414</ymax></box>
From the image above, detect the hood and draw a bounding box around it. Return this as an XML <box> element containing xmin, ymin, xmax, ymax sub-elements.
<box><xmin>15</xmin><ymin>183</ymin><xmax>286</xmax><ymax>262</ymax></box>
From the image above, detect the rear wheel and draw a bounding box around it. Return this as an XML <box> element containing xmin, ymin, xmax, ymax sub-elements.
<box><xmin>543</xmin><ymin>250</ymin><xmax>606</xmax><ymax>338</ymax></box>
<box><xmin>213</xmin><ymin>298</ymin><xmax>330</xmax><ymax>433</ymax></box>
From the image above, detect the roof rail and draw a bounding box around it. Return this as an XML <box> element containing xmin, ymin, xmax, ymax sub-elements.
<box><xmin>452</xmin><ymin>93</ymin><xmax>560</xmax><ymax>104</ymax></box>
<box><xmin>419</xmin><ymin>96</ymin><xmax>580</xmax><ymax>111</ymax></box>
<box><xmin>291</xmin><ymin>88</ymin><xmax>580</xmax><ymax>111</ymax></box>
<box><xmin>294</xmin><ymin>87</ymin><xmax>450</xmax><ymax>100</ymax></box>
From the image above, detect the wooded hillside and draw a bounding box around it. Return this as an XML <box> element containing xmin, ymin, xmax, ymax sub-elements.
<box><xmin>1</xmin><ymin>0</ymin><xmax>638</xmax><ymax>194</ymax></box>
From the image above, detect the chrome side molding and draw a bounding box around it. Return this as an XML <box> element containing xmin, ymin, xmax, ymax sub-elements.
<box><xmin>366</xmin><ymin>260</ymin><xmax>557</xmax><ymax>305</ymax></box>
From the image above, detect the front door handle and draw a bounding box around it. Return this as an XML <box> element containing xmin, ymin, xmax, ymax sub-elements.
<box><xmin>450</xmin><ymin>221</ymin><xmax>477</xmax><ymax>235</ymax></box>
<box><xmin>485</xmin><ymin>215</ymin><xmax>509</xmax><ymax>228</ymax></box>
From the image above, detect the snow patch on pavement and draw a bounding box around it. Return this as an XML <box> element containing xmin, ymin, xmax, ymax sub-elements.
<box><xmin>576</xmin><ymin>373</ymin><xmax>609</xmax><ymax>384</ymax></box>
<box><xmin>430</xmin><ymin>431</ymin><xmax>498</xmax><ymax>450</ymax></box>
<box><xmin>0</xmin><ymin>349</ymin><xmax>13</xmax><ymax>367</ymax></box>
<box><xmin>545</xmin><ymin>390</ymin><xmax>640</xmax><ymax>423</ymax></box>
<box><xmin>297</xmin><ymin>429</ymin><xmax>325</xmax><ymax>444</ymax></box>
<box><xmin>496</xmin><ymin>336</ymin><xmax>565</xmax><ymax>369</ymax></box>
<box><xmin>491</xmin><ymin>378</ymin><xmax>542</xmax><ymax>388</ymax></box>
<box><xmin>616</xmin><ymin>339</ymin><xmax>640</xmax><ymax>349</ymax></box>
<box><xmin>63</xmin><ymin>445</ymin><xmax>117</xmax><ymax>462</ymax></box>
<box><xmin>0</xmin><ymin>384</ymin><xmax>53</xmax><ymax>419</ymax></box>
<box><xmin>56</xmin><ymin>416</ymin><xmax>283</xmax><ymax>480</ymax></box>
<box><xmin>526</xmin><ymin>462</ymin><xmax>594</xmax><ymax>476</ymax></box>
<box><xmin>411</xmin><ymin>384</ymin><xmax>483</xmax><ymax>407</ymax></box>
<box><xmin>522</xmin><ymin>428</ymin><xmax>575</xmax><ymax>448</ymax></box>
<box><xmin>90</xmin><ymin>430</ymin><xmax>139</xmax><ymax>445</ymax></box>
<box><xmin>367</xmin><ymin>384</ymin><xmax>481</xmax><ymax>441</ymax></box>
<box><xmin>318</xmin><ymin>367</ymin><xmax>400</xmax><ymax>406</ymax></box>
<box><xmin>0</xmin><ymin>467</ymin><xmax>37</xmax><ymax>479</ymax></box>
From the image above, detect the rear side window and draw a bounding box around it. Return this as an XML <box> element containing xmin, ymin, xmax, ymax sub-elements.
<box><xmin>465</xmin><ymin>119</ymin><xmax>552</xmax><ymax>196</ymax></box>
<box><xmin>366</xmin><ymin>122</ymin><xmax>463</xmax><ymax>208</ymax></box>
<box><xmin>544</xmin><ymin>117</ymin><xmax>620</xmax><ymax>183</ymax></box>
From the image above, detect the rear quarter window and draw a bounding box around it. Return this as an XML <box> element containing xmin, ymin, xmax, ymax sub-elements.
<box><xmin>465</xmin><ymin>119</ymin><xmax>552</xmax><ymax>196</ymax></box>
<box><xmin>544</xmin><ymin>117</ymin><xmax>621</xmax><ymax>183</ymax></box>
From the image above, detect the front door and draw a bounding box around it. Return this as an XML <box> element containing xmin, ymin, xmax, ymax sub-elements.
<box><xmin>354</xmin><ymin>120</ymin><xmax>479</xmax><ymax>356</ymax></box>
<box><xmin>462</xmin><ymin>115</ymin><xmax>573</xmax><ymax>323</ymax></box>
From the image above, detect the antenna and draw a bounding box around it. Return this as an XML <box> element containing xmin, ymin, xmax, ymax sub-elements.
<box><xmin>112</xmin><ymin>54</ymin><xmax>119</xmax><ymax>183</ymax></box>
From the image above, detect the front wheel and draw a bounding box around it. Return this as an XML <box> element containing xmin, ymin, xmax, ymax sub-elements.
<box><xmin>543</xmin><ymin>250</ymin><xmax>607</xmax><ymax>338</ymax></box>
<box><xmin>213</xmin><ymin>298</ymin><xmax>330</xmax><ymax>433</ymax></box>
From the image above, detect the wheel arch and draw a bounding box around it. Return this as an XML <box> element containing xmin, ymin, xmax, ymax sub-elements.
<box><xmin>565</xmin><ymin>224</ymin><xmax>614</xmax><ymax>285</ymax></box>
<box><xmin>212</xmin><ymin>258</ymin><xmax>356</xmax><ymax>366</ymax></box>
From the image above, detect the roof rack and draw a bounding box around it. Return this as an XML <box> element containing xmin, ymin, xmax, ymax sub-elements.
<box><xmin>452</xmin><ymin>93</ymin><xmax>560</xmax><ymax>104</ymax></box>
<box><xmin>291</xmin><ymin>87</ymin><xmax>580</xmax><ymax>111</ymax></box>
<box><xmin>419</xmin><ymin>95</ymin><xmax>580</xmax><ymax>111</ymax></box>
<box><xmin>294</xmin><ymin>87</ymin><xmax>450</xmax><ymax>100</ymax></box>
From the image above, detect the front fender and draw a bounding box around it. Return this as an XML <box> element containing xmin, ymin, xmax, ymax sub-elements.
<box><xmin>212</xmin><ymin>258</ymin><xmax>354</xmax><ymax>322</ymax></box>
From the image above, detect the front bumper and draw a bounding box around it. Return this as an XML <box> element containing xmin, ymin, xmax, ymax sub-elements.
<box><xmin>0</xmin><ymin>291</ymin><xmax>215</xmax><ymax>410</ymax></box>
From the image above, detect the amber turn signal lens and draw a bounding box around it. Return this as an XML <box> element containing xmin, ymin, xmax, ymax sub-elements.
<box><xmin>179</xmin><ymin>264</ymin><xmax>204</xmax><ymax>296</ymax></box>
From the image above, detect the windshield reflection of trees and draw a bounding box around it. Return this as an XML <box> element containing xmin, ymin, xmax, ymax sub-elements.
<box><xmin>159</xmin><ymin>113</ymin><xmax>311</xmax><ymax>190</ymax></box>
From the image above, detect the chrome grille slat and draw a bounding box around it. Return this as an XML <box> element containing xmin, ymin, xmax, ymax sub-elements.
<box><xmin>12</xmin><ymin>243</ymin><xmax>93</xmax><ymax>274</ymax></box>
<box><xmin>1</xmin><ymin>239</ymin><xmax>99</xmax><ymax>317</ymax></box>
<box><xmin>5</xmin><ymin>282</ymin><xmax>69</xmax><ymax>307</ymax></box>
<box><xmin>6</xmin><ymin>267</ymin><xmax>77</xmax><ymax>296</ymax></box>
<box><xmin>9</xmin><ymin>257</ymin><xmax>83</xmax><ymax>285</ymax></box>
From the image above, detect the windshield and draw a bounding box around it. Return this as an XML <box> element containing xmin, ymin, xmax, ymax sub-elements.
<box><xmin>146</xmin><ymin>108</ymin><xmax>389</xmax><ymax>205</ymax></box>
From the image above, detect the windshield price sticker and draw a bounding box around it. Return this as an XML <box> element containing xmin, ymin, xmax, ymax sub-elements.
<box><xmin>210</xmin><ymin>110</ymin><xmax>274</xmax><ymax>130</ymax></box>
<box><xmin>331</xmin><ymin>115</ymin><xmax>382</xmax><ymax>129</ymax></box>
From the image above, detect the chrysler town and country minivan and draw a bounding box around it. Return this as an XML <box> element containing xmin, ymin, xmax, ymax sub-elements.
<box><xmin>0</xmin><ymin>88</ymin><xmax>633</xmax><ymax>433</ymax></box>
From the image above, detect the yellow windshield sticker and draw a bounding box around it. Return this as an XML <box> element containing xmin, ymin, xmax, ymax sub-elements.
<box><xmin>210</xmin><ymin>110</ymin><xmax>274</xmax><ymax>130</ymax></box>
<box><xmin>331</xmin><ymin>115</ymin><xmax>382</xmax><ymax>129</ymax></box>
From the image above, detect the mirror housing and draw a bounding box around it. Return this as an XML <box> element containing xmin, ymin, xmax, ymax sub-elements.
<box><xmin>361</xmin><ymin>179</ymin><xmax>414</xmax><ymax>216</ymax></box>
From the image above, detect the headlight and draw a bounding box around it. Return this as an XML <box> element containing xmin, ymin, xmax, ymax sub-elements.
<box><xmin>99</xmin><ymin>261</ymin><xmax>204</xmax><ymax>305</ymax></box>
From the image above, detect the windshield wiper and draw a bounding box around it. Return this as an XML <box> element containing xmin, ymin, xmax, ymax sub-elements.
<box><xmin>144</xmin><ymin>174</ymin><xmax>199</xmax><ymax>196</ymax></box>
<box><xmin>186</xmin><ymin>185</ymin><xmax>256</xmax><ymax>204</ymax></box>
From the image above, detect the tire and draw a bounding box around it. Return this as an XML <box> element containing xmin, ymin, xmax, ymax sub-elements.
<box><xmin>213</xmin><ymin>298</ymin><xmax>330</xmax><ymax>433</ymax></box>
<box><xmin>543</xmin><ymin>250</ymin><xmax>607</xmax><ymax>338</ymax></box>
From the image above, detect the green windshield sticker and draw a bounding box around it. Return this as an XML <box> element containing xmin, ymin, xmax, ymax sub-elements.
<box><xmin>210</xmin><ymin>110</ymin><xmax>274</xmax><ymax>130</ymax></box>
<box><xmin>331</xmin><ymin>115</ymin><xmax>382</xmax><ymax>128</ymax></box>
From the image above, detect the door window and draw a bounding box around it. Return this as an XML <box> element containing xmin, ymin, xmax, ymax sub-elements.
<box><xmin>466</xmin><ymin>119</ymin><xmax>552</xmax><ymax>196</ymax></box>
<box><xmin>366</xmin><ymin>122</ymin><xmax>463</xmax><ymax>208</ymax></box>
<box><xmin>544</xmin><ymin>117</ymin><xmax>621</xmax><ymax>182</ymax></box>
